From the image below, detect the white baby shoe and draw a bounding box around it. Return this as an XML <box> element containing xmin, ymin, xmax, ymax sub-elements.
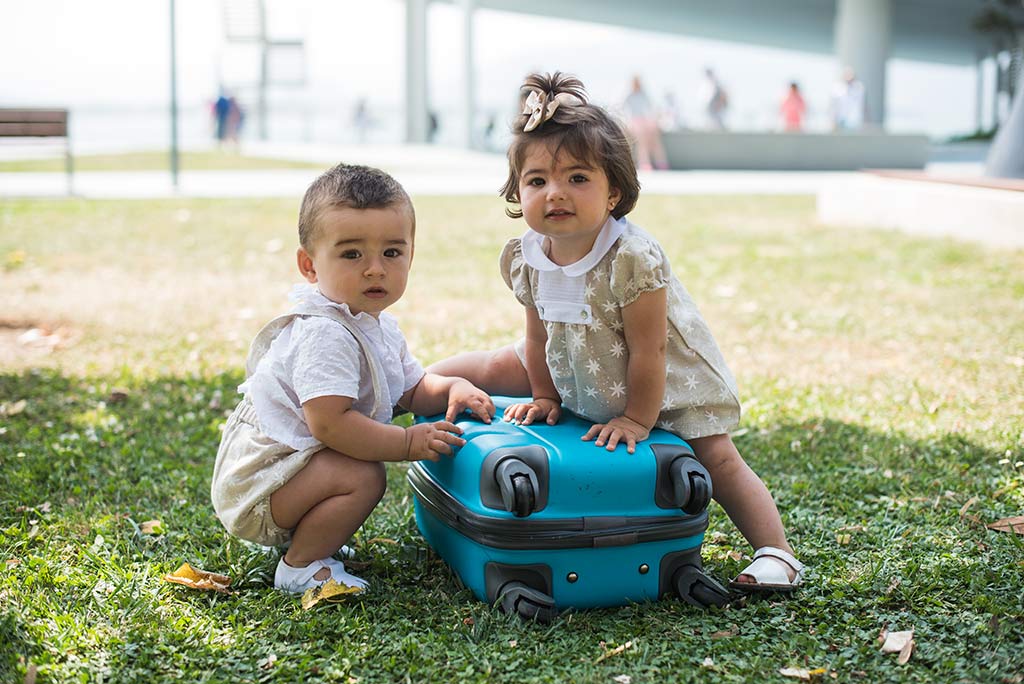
<box><xmin>274</xmin><ymin>557</ymin><xmax>368</xmax><ymax>594</ymax></box>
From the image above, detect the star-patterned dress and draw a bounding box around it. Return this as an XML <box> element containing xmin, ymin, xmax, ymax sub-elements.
<box><xmin>501</xmin><ymin>216</ymin><xmax>741</xmax><ymax>439</ymax></box>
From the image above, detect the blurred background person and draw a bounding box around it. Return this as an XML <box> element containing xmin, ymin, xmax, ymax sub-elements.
<box><xmin>622</xmin><ymin>75</ymin><xmax>669</xmax><ymax>170</ymax></box>
<box><xmin>659</xmin><ymin>91</ymin><xmax>686</xmax><ymax>131</ymax></box>
<box><xmin>699</xmin><ymin>67</ymin><xmax>729</xmax><ymax>130</ymax></box>
<box><xmin>779</xmin><ymin>81</ymin><xmax>806</xmax><ymax>131</ymax></box>
<box><xmin>830</xmin><ymin>67</ymin><xmax>865</xmax><ymax>131</ymax></box>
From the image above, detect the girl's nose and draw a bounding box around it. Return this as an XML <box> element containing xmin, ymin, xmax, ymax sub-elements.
<box><xmin>546</xmin><ymin>182</ymin><xmax>567</xmax><ymax>200</ymax></box>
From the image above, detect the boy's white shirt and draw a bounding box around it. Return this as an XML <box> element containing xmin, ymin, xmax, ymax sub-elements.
<box><xmin>239</xmin><ymin>283</ymin><xmax>425</xmax><ymax>451</ymax></box>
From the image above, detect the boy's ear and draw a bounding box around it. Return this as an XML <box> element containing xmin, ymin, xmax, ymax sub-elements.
<box><xmin>296</xmin><ymin>247</ymin><xmax>317</xmax><ymax>283</ymax></box>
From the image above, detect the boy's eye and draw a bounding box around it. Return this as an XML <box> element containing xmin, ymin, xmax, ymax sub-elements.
<box><xmin>341</xmin><ymin>250</ymin><xmax>361</xmax><ymax>259</ymax></box>
<box><xmin>383</xmin><ymin>248</ymin><xmax>402</xmax><ymax>258</ymax></box>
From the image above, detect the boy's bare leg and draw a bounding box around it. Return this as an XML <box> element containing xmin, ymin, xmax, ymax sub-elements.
<box><xmin>426</xmin><ymin>345</ymin><xmax>531</xmax><ymax>397</ymax></box>
<box><xmin>687</xmin><ymin>433</ymin><xmax>797</xmax><ymax>583</ymax></box>
<box><xmin>270</xmin><ymin>449</ymin><xmax>386</xmax><ymax>578</ymax></box>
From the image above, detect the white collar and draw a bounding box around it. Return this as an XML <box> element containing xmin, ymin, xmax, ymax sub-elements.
<box><xmin>287</xmin><ymin>283</ymin><xmax>379</xmax><ymax>328</ymax></box>
<box><xmin>520</xmin><ymin>216</ymin><xmax>626</xmax><ymax>277</ymax></box>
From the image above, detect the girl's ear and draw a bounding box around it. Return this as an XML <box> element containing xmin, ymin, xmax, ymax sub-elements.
<box><xmin>296</xmin><ymin>247</ymin><xmax>317</xmax><ymax>283</ymax></box>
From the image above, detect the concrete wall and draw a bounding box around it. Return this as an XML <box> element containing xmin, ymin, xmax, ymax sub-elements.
<box><xmin>661</xmin><ymin>131</ymin><xmax>930</xmax><ymax>170</ymax></box>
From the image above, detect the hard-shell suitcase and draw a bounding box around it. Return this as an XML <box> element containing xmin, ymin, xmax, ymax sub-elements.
<box><xmin>408</xmin><ymin>396</ymin><xmax>730</xmax><ymax>621</ymax></box>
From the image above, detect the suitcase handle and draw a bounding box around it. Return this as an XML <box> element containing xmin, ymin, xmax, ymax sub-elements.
<box><xmin>495</xmin><ymin>457</ymin><xmax>539</xmax><ymax>517</ymax></box>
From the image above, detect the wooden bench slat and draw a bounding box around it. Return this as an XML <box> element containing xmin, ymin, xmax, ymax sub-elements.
<box><xmin>0</xmin><ymin>122</ymin><xmax>68</xmax><ymax>137</ymax></box>
<box><xmin>0</xmin><ymin>109</ymin><xmax>68</xmax><ymax>124</ymax></box>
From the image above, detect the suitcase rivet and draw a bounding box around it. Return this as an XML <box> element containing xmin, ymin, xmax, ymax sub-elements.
<box><xmin>566</xmin><ymin>572</ymin><xmax>578</xmax><ymax>583</ymax></box>
<box><xmin>639</xmin><ymin>564</ymin><xmax>650</xmax><ymax>575</ymax></box>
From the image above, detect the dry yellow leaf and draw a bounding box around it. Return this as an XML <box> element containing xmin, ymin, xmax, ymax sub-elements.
<box><xmin>300</xmin><ymin>578</ymin><xmax>365</xmax><ymax>609</ymax></box>
<box><xmin>897</xmin><ymin>638</ymin><xmax>915</xmax><ymax>664</ymax></box>
<box><xmin>163</xmin><ymin>562</ymin><xmax>231</xmax><ymax>593</ymax></box>
<box><xmin>594</xmin><ymin>640</ymin><xmax>633</xmax><ymax>664</ymax></box>
<box><xmin>880</xmin><ymin>628</ymin><xmax>914</xmax><ymax>653</ymax></box>
<box><xmin>987</xmin><ymin>516</ymin><xmax>1024</xmax><ymax>535</ymax></box>
<box><xmin>139</xmin><ymin>520</ymin><xmax>164</xmax><ymax>535</ymax></box>
<box><xmin>780</xmin><ymin>667</ymin><xmax>828</xmax><ymax>681</ymax></box>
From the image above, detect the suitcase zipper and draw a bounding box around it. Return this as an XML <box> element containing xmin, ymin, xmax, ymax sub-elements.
<box><xmin>408</xmin><ymin>464</ymin><xmax>708</xmax><ymax>550</ymax></box>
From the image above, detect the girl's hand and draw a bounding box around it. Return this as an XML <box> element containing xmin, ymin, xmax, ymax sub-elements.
<box><xmin>582</xmin><ymin>415</ymin><xmax>651</xmax><ymax>454</ymax></box>
<box><xmin>502</xmin><ymin>397</ymin><xmax>562</xmax><ymax>426</ymax></box>
<box><xmin>444</xmin><ymin>380</ymin><xmax>495</xmax><ymax>423</ymax></box>
<box><xmin>404</xmin><ymin>421</ymin><xmax>465</xmax><ymax>461</ymax></box>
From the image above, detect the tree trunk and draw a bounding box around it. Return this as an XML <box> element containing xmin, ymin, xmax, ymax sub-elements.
<box><xmin>985</xmin><ymin>67</ymin><xmax>1024</xmax><ymax>178</ymax></box>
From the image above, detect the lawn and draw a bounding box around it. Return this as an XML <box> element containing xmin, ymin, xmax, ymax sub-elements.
<box><xmin>0</xmin><ymin>150</ymin><xmax>324</xmax><ymax>173</ymax></box>
<box><xmin>1</xmin><ymin>195</ymin><xmax>1022</xmax><ymax>683</ymax></box>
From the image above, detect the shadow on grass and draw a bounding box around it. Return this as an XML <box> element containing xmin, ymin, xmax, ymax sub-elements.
<box><xmin>2</xmin><ymin>368</ymin><xmax>1022</xmax><ymax>682</ymax></box>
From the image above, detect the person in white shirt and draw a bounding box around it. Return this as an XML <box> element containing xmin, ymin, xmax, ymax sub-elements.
<box><xmin>211</xmin><ymin>163</ymin><xmax>494</xmax><ymax>594</ymax></box>
<box><xmin>830</xmin><ymin>67</ymin><xmax>866</xmax><ymax>131</ymax></box>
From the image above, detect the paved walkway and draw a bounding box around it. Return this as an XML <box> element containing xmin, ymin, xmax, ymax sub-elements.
<box><xmin>0</xmin><ymin>141</ymin><xmax>858</xmax><ymax>199</ymax></box>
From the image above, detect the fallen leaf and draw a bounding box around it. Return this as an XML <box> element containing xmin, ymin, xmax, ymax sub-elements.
<box><xmin>594</xmin><ymin>640</ymin><xmax>633</xmax><ymax>664</ymax></box>
<box><xmin>365</xmin><ymin>537</ymin><xmax>398</xmax><ymax>546</ymax></box>
<box><xmin>300</xmin><ymin>578</ymin><xmax>365</xmax><ymax>609</ymax></box>
<box><xmin>612</xmin><ymin>676</ymin><xmax>632</xmax><ymax>684</ymax></box>
<box><xmin>701</xmin><ymin>657</ymin><xmax>715</xmax><ymax>668</ymax></box>
<box><xmin>880</xmin><ymin>629</ymin><xmax>914</xmax><ymax>653</ymax></box>
<box><xmin>987</xmin><ymin>516</ymin><xmax>1024</xmax><ymax>535</ymax></box>
<box><xmin>5</xmin><ymin>559</ymin><xmax>20</xmax><ymax>567</ymax></box>
<box><xmin>38</xmin><ymin>502</ymin><xmax>51</xmax><ymax>513</ymax></box>
<box><xmin>780</xmin><ymin>667</ymin><xmax>828</xmax><ymax>681</ymax></box>
<box><xmin>958</xmin><ymin>496</ymin><xmax>979</xmax><ymax>518</ymax></box>
<box><xmin>139</xmin><ymin>520</ymin><xmax>164</xmax><ymax>535</ymax></box>
<box><xmin>24</xmin><ymin>662</ymin><xmax>37</xmax><ymax>684</ymax></box>
<box><xmin>163</xmin><ymin>562</ymin><xmax>232</xmax><ymax>593</ymax></box>
<box><xmin>462</xmin><ymin>617</ymin><xmax>474</xmax><ymax>626</ymax></box>
<box><xmin>897</xmin><ymin>638</ymin><xmax>915</xmax><ymax>664</ymax></box>
<box><xmin>710</xmin><ymin>624</ymin><xmax>739</xmax><ymax>639</ymax></box>
<box><xmin>1</xmin><ymin>399</ymin><xmax>27</xmax><ymax>416</ymax></box>
<box><xmin>259</xmin><ymin>653</ymin><xmax>277</xmax><ymax>670</ymax></box>
<box><xmin>836</xmin><ymin>533</ymin><xmax>852</xmax><ymax>545</ymax></box>
<box><xmin>508</xmin><ymin>640</ymin><xmax>517</xmax><ymax>648</ymax></box>
<box><xmin>108</xmin><ymin>390</ymin><xmax>129</xmax><ymax>403</ymax></box>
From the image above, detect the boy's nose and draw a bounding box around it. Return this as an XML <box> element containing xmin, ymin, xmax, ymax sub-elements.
<box><xmin>364</xmin><ymin>257</ymin><xmax>386</xmax><ymax>276</ymax></box>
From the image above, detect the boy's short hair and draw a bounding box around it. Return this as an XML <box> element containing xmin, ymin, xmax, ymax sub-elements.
<box><xmin>298</xmin><ymin>163</ymin><xmax>415</xmax><ymax>251</ymax></box>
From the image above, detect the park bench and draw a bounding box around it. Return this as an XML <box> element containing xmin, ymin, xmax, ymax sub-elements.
<box><xmin>0</xmin><ymin>108</ymin><xmax>73</xmax><ymax>193</ymax></box>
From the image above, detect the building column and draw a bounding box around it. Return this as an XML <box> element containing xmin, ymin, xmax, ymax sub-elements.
<box><xmin>834</xmin><ymin>0</ymin><xmax>891</xmax><ymax>127</ymax></box>
<box><xmin>460</xmin><ymin>0</ymin><xmax>476</xmax><ymax>148</ymax></box>
<box><xmin>405</xmin><ymin>0</ymin><xmax>429</xmax><ymax>143</ymax></box>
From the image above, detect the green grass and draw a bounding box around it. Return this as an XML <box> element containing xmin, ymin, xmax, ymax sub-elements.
<box><xmin>2</xmin><ymin>196</ymin><xmax>1023</xmax><ymax>683</ymax></box>
<box><xmin>0</xmin><ymin>150</ymin><xmax>325</xmax><ymax>173</ymax></box>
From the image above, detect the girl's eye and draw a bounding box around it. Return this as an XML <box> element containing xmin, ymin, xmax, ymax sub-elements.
<box><xmin>383</xmin><ymin>248</ymin><xmax>402</xmax><ymax>258</ymax></box>
<box><xmin>341</xmin><ymin>250</ymin><xmax>361</xmax><ymax>259</ymax></box>
<box><xmin>526</xmin><ymin>177</ymin><xmax>545</xmax><ymax>187</ymax></box>
<box><xmin>570</xmin><ymin>174</ymin><xmax>588</xmax><ymax>183</ymax></box>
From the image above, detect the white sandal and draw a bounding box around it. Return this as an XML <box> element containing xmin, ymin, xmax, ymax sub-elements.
<box><xmin>729</xmin><ymin>546</ymin><xmax>805</xmax><ymax>593</ymax></box>
<box><xmin>274</xmin><ymin>557</ymin><xmax>368</xmax><ymax>594</ymax></box>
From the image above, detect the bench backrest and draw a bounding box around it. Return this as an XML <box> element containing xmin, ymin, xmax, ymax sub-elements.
<box><xmin>0</xmin><ymin>109</ymin><xmax>69</xmax><ymax>137</ymax></box>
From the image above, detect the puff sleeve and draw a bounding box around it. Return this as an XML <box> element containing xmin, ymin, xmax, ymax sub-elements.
<box><xmin>609</xmin><ymin>235</ymin><xmax>670</xmax><ymax>307</ymax></box>
<box><xmin>499</xmin><ymin>238</ymin><xmax>535</xmax><ymax>308</ymax></box>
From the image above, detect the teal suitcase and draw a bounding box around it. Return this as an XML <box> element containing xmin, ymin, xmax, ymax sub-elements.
<box><xmin>408</xmin><ymin>397</ymin><xmax>729</xmax><ymax>621</ymax></box>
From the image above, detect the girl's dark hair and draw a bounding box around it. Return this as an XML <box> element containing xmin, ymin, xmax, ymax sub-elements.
<box><xmin>499</xmin><ymin>72</ymin><xmax>640</xmax><ymax>219</ymax></box>
<box><xmin>298</xmin><ymin>163</ymin><xmax>414</xmax><ymax>251</ymax></box>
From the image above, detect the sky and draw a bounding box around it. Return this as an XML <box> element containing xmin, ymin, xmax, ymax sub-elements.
<box><xmin>0</xmin><ymin>0</ymin><xmax>988</xmax><ymax>148</ymax></box>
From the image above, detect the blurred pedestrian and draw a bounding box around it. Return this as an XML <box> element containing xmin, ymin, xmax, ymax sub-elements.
<box><xmin>352</xmin><ymin>98</ymin><xmax>371</xmax><ymax>143</ymax></box>
<box><xmin>830</xmin><ymin>67</ymin><xmax>865</xmax><ymax>131</ymax></box>
<box><xmin>699</xmin><ymin>67</ymin><xmax>729</xmax><ymax>130</ymax></box>
<box><xmin>779</xmin><ymin>82</ymin><xmax>806</xmax><ymax>132</ymax></box>
<box><xmin>622</xmin><ymin>75</ymin><xmax>668</xmax><ymax>170</ymax></box>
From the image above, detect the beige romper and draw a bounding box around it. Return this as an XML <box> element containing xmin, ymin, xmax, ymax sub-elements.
<box><xmin>502</xmin><ymin>218</ymin><xmax>741</xmax><ymax>439</ymax></box>
<box><xmin>210</xmin><ymin>303</ymin><xmax>385</xmax><ymax>546</ymax></box>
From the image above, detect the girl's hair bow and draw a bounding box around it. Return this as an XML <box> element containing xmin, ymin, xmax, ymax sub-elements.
<box><xmin>522</xmin><ymin>89</ymin><xmax>581</xmax><ymax>132</ymax></box>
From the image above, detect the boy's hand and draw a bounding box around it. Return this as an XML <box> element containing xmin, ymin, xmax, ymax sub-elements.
<box><xmin>503</xmin><ymin>397</ymin><xmax>562</xmax><ymax>426</ymax></box>
<box><xmin>404</xmin><ymin>421</ymin><xmax>465</xmax><ymax>461</ymax></box>
<box><xmin>444</xmin><ymin>380</ymin><xmax>495</xmax><ymax>423</ymax></box>
<box><xmin>582</xmin><ymin>415</ymin><xmax>650</xmax><ymax>454</ymax></box>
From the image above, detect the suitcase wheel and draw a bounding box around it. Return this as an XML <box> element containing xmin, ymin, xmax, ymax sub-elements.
<box><xmin>673</xmin><ymin>565</ymin><xmax>730</xmax><ymax>609</ymax></box>
<box><xmin>498</xmin><ymin>581</ymin><xmax>557</xmax><ymax>623</ymax></box>
<box><xmin>669</xmin><ymin>457</ymin><xmax>713</xmax><ymax>514</ymax></box>
<box><xmin>495</xmin><ymin>457</ymin><xmax>539</xmax><ymax>517</ymax></box>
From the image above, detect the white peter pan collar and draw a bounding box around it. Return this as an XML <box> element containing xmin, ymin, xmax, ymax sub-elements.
<box><xmin>520</xmin><ymin>216</ymin><xmax>626</xmax><ymax>277</ymax></box>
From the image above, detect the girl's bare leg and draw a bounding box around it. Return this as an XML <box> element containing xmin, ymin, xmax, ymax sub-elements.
<box><xmin>270</xmin><ymin>449</ymin><xmax>386</xmax><ymax>577</ymax></box>
<box><xmin>687</xmin><ymin>433</ymin><xmax>797</xmax><ymax>583</ymax></box>
<box><xmin>426</xmin><ymin>345</ymin><xmax>531</xmax><ymax>397</ymax></box>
